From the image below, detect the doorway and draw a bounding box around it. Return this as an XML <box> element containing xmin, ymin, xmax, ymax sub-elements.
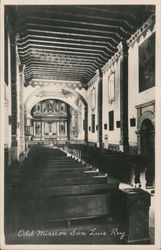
<box><xmin>140</xmin><ymin>119</ymin><xmax>155</xmax><ymax>188</ymax></box>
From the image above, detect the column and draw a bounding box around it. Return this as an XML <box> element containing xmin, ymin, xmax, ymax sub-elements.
<box><xmin>136</xmin><ymin>105</ymin><xmax>142</xmax><ymax>154</ymax></box>
<box><xmin>57</xmin><ymin>122</ymin><xmax>59</xmax><ymax>139</ymax></box>
<box><xmin>120</xmin><ymin>41</ymin><xmax>129</xmax><ymax>153</ymax></box>
<box><xmin>84</xmin><ymin>104</ymin><xmax>88</xmax><ymax>143</ymax></box>
<box><xmin>75</xmin><ymin>111</ymin><xmax>79</xmax><ymax>137</ymax></box>
<box><xmin>65</xmin><ymin>121</ymin><xmax>67</xmax><ymax>137</ymax></box>
<box><xmin>41</xmin><ymin>121</ymin><xmax>44</xmax><ymax>140</ymax></box>
<box><xmin>11</xmin><ymin>39</ymin><xmax>18</xmax><ymax>161</ymax></box>
<box><xmin>97</xmin><ymin>69</ymin><xmax>103</xmax><ymax>148</ymax></box>
<box><xmin>33</xmin><ymin>121</ymin><xmax>36</xmax><ymax>137</ymax></box>
<box><xmin>67</xmin><ymin>105</ymin><xmax>71</xmax><ymax>141</ymax></box>
<box><xmin>19</xmin><ymin>64</ymin><xmax>25</xmax><ymax>152</ymax></box>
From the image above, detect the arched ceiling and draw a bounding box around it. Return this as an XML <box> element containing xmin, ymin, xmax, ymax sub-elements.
<box><xmin>24</xmin><ymin>85</ymin><xmax>86</xmax><ymax>118</ymax></box>
<box><xmin>6</xmin><ymin>5</ymin><xmax>155</xmax><ymax>88</ymax></box>
<box><xmin>24</xmin><ymin>85</ymin><xmax>88</xmax><ymax>107</ymax></box>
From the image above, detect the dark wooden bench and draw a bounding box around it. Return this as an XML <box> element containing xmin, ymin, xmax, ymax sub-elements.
<box><xmin>11</xmin><ymin>182</ymin><xmax>118</xmax><ymax>198</ymax></box>
<box><xmin>11</xmin><ymin>175</ymin><xmax>109</xmax><ymax>186</ymax></box>
<box><xmin>9</xmin><ymin>193</ymin><xmax>113</xmax><ymax>230</ymax></box>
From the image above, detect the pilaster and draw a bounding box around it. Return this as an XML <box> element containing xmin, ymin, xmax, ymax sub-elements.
<box><xmin>67</xmin><ymin>105</ymin><xmax>71</xmax><ymax>141</ymax></box>
<box><xmin>97</xmin><ymin>69</ymin><xmax>103</xmax><ymax>148</ymax></box>
<box><xmin>10</xmin><ymin>37</ymin><xmax>18</xmax><ymax>161</ymax></box>
<box><xmin>84</xmin><ymin>104</ymin><xmax>88</xmax><ymax>143</ymax></box>
<box><xmin>120</xmin><ymin>41</ymin><xmax>129</xmax><ymax>153</ymax></box>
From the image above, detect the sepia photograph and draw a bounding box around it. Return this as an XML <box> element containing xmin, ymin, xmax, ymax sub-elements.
<box><xmin>0</xmin><ymin>1</ymin><xmax>161</xmax><ymax>249</ymax></box>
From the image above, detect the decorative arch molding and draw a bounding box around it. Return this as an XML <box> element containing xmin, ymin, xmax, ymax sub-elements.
<box><xmin>24</xmin><ymin>85</ymin><xmax>88</xmax><ymax>109</ymax></box>
<box><xmin>136</xmin><ymin>101</ymin><xmax>155</xmax><ymax>154</ymax></box>
<box><xmin>26</xmin><ymin>96</ymin><xmax>78</xmax><ymax>119</ymax></box>
<box><xmin>138</xmin><ymin>110</ymin><xmax>155</xmax><ymax>132</ymax></box>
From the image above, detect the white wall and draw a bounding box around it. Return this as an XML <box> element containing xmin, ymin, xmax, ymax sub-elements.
<box><xmin>87</xmin><ymin>77</ymin><xmax>99</xmax><ymax>144</ymax></box>
<box><xmin>102</xmin><ymin>56</ymin><xmax>122</xmax><ymax>147</ymax></box>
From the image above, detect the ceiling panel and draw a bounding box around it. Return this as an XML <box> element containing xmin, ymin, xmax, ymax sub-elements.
<box><xmin>6</xmin><ymin>5</ymin><xmax>155</xmax><ymax>88</ymax></box>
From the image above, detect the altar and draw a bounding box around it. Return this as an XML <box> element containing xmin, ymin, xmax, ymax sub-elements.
<box><xmin>28</xmin><ymin>99</ymin><xmax>70</xmax><ymax>142</ymax></box>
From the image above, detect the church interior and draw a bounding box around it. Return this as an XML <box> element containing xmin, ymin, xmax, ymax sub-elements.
<box><xmin>2</xmin><ymin>4</ymin><xmax>156</xmax><ymax>245</ymax></box>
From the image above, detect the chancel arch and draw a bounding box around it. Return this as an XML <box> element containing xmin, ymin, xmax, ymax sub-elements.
<box><xmin>24</xmin><ymin>85</ymin><xmax>88</xmax><ymax>110</ymax></box>
<box><xmin>25</xmin><ymin>98</ymin><xmax>84</xmax><ymax>143</ymax></box>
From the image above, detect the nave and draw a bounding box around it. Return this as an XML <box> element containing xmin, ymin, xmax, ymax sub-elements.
<box><xmin>5</xmin><ymin>144</ymin><xmax>151</xmax><ymax>244</ymax></box>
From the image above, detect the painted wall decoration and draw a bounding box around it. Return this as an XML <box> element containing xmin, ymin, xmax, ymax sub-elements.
<box><xmin>91</xmin><ymin>87</ymin><xmax>96</xmax><ymax>111</ymax></box>
<box><xmin>108</xmin><ymin>72</ymin><xmax>115</xmax><ymax>103</ymax></box>
<box><xmin>139</xmin><ymin>33</ymin><xmax>155</xmax><ymax>92</ymax></box>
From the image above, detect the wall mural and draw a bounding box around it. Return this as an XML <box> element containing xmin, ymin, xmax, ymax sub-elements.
<box><xmin>139</xmin><ymin>33</ymin><xmax>155</xmax><ymax>92</ymax></box>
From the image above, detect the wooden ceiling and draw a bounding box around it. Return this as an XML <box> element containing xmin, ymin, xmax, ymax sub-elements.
<box><xmin>6</xmin><ymin>5</ymin><xmax>155</xmax><ymax>88</ymax></box>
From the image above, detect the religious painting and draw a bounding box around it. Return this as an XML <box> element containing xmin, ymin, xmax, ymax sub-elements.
<box><xmin>59</xmin><ymin>122</ymin><xmax>65</xmax><ymax>134</ymax></box>
<box><xmin>35</xmin><ymin>121</ymin><xmax>41</xmax><ymax>135</ymax></box>
<box><xmin>47</xmin><ymin>100</ymin><xmax>54</xmax><ymax>112</ymax></box>
<box><xmin>139</xmin><ymin>33</ymin><xmax>155</xmax><ymax>92</ymax></box>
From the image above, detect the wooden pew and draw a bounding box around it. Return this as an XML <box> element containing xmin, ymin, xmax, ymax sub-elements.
<box><xmin>11</xmin><ymin>183</ymin><xmax>118</xmax><ymax>198</ymax></box>
<box><xmin>9</xmin><ymin>193</ymin><xmax>114</xmax><ymax>229</ymax></box>
<box><xmin>11</xmin><ymin>175</ymin><xmax>109</xmax><ymax>186</ymax></box>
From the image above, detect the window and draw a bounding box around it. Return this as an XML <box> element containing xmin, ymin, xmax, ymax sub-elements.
<box><xmin>91</xmin><ymin>114</ymin><xmax>95</xmax><ymax>133</ymax></box>
<box><xmin>109</xmin><ymin>111</ymin><xmax>114</xmax><ymax>131</ymax></box>
<box><xmin>108</xmin><ymin>73</ymin><xmax>115</xmax><ymax>103</ymax></box>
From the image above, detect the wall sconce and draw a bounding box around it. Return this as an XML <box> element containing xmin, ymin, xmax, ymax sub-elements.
<box><xmin>116</xmin><ymin>121</ymin><xmax>120</xmax><ymax>128</ymax></box>
<box><xmin>89</xmin><ymin>126</ymin><xmax>91</xmax><ymax>131</ymax></box>
<box><xmin>104</xmin><ymin>124</ymin><xmax>107</xmax><ymax>130</ymax></box>
<box><xmin>96</xmin><ymin>125</ymin><xmax>98</xmax><ymax>131</ymax></box>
